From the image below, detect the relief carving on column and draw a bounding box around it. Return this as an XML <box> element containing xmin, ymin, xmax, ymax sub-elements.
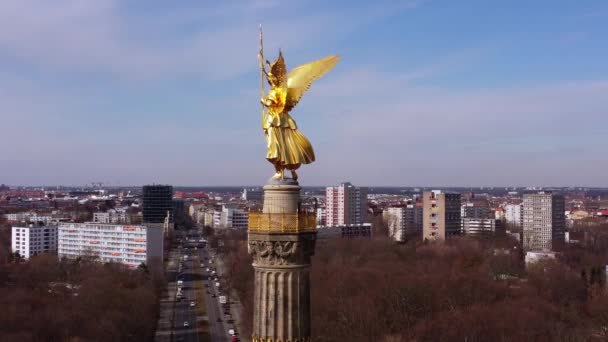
<box><xmin>248</xmin><ymin>237</ymin><xmax>315</xmax><ymax>266</ymax></box>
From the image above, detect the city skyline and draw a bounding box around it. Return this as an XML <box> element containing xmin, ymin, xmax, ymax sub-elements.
<box><xmin>2</xmin><ymin>0</ymin><xmax>608</xmax><ymax>186</ymax></box>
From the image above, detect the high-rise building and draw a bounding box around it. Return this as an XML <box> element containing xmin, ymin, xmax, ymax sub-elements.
<box><xmin>325</xmin><ymin>182</ymin><xmax>368</xmax><ymax>226</ymax></box>
<box><xmin>142</xmin><ymin>185</ymin><xmax>173</xmax><ymax>224</ymax></box>
<box><xmin>172</xmin><ymin>199</ymin><xmax>186</xmax><ymax>228</ymax></box>
<box><xmin>422</xmin><ymin>190</ymin><xmax>461</xmax><ymax>242</ymax></box>
<box><xmin>11</xmin><ymin>224</ymin><xmax>58</xmax><ymax>259</ymax></box>
<box><xmin>523</xmin><ymin>192</ymin><xmax>565</xmax><ymax>251</ymax></box>
<box><xmin>384</xmin><ymin>202</ymin><xmax>423</xmax><ymax>242</ymax></box>
<box><xmin>504</xmin><ymin>204</ymin><xmax>523</xmax><ymax>227</ymax></box>
<box><xmin>58</xmin><ymin>222</ymin><xmax>163</xmax><ymax>268</ymax></box>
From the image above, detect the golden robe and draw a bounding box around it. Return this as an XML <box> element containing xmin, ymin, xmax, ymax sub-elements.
<box><xmin>263</xmin><ymin>87</ymin><xmax>315</xmax><ymax>167</ymax></box>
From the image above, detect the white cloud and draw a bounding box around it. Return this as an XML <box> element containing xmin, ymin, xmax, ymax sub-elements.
<box><xmin>0</xmin><ymin>0</ymin><xmax>422</xmax><ymax>80</ymax></box>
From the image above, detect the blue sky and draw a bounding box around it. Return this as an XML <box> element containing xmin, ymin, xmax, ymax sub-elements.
<box><xmin>1</xmin><ymin>0</ymin><xmax>607</xmax><ymax>187</ymax></box>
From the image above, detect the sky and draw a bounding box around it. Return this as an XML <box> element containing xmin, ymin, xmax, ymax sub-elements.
<box><xmin>1</xmin><ymin>0</ymin><xmax>608</xmax><ymax>187</ymax></box>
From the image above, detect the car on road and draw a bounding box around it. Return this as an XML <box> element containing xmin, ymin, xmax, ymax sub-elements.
<box><xmin>231</xmin><ymin>336</ymin><xmax>239</xmax><ymax>342</ymax></box>
<box><xmin>216</xmin><ymin>317</ymin><xmax>222</xmax><ymax>322</ymax></box>
<box><xmin>190</xmin><ymin>301</ymin><xmax>195</xmax><ymax>307</ymax></box>
<box><xmin>212</xmin><ymin>294</ymin><xmax>216</xmax><ymax>297</ymax></box>
<box><xmin>183</xmin><ymin>321</ymin><xmax>189</xmax><ymax>328</ymax></box>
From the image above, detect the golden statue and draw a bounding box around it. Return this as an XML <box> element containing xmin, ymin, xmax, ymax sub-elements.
<box><xmin>258</xmin><ymin>27</ymin><xmax>339</xmax><ymax>181</ymax></box>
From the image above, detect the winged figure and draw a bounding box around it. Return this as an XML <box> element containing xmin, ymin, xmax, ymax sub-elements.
<box><xmin>260</xmin><ymin>51</ymin><xmax>339</xmax><ymax>180</ymax></box>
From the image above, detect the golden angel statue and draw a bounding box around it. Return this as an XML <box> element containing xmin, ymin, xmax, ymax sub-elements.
<box><xmin>258</xmin><ymin>29</ymin><xmax>339</xmax><ymax>181</ymax></box>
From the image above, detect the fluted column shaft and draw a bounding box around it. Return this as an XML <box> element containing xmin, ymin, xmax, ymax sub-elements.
<box><xmin>249</xmin><ymin>233</ymin><xmax>316</xmax><ymax>342</ymax></box>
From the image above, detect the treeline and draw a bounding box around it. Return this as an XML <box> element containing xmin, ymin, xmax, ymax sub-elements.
<box><xmin>222</xmin><ymin>229</ymin><xmax>608</xmax><ymax>341</ymax></box>
<box><xmin>0</xmin><ymin>255</ymin><xmax>165</xmax><ymax>342</ymax></box>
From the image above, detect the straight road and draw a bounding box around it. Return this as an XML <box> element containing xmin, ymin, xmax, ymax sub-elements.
<box><xmin>179</xmin><ymin>229</ymin><xmax>236</xmax><ymax>342</ymax></box>
<box><xmin>199</xmin><ymin>246</ymin><xmax>238</xmax><ymax>342</ymax></box>
<box><xmin>172</xmin><ymin>247</ymin><xmax>199</xmax><ymax>342</ymax></box>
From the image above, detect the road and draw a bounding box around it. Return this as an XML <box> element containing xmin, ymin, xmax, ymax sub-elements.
<box><xmin>172</xmin><ymin>248</ymin><xmax>199</xmax><ymax>342</ymax></box>
<box><xmin>198</xmin><ymin>247</ymin><xmax>233</xmax><ymax>341</ymax></box>
<box><xmin>156</xmin><ymin>229</ymin><xmax>237</xmax><ymax>342</ymax></box>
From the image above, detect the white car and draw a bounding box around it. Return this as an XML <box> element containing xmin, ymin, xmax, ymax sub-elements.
<box><xmin>190</xmin><ymin>301</ymin><xmax>195</xmax><ymax>307</ymax></box>
<box><xmin>183</xmin><ymin>321</ymin><xmax>189</xmax><ymax>328</ymax></box>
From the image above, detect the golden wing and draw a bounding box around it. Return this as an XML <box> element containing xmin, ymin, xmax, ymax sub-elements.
<box><xmin>284</xmin><ymin>55</ymin><xmax>340</xmax><ymax>113</ymax></box>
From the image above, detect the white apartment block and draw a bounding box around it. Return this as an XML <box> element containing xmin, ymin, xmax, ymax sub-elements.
<box><xmin>504</xmin><ymin>204</ymin><xmax>523</xmax><ymax>227</ymax></box>
<box><xmin>316</xmin><ymin>208</ymin><xmax>326</xmax><ymax>226</ymax></box>
<box><xmin>326</xmin><ymin>182</ymin><xmax>368</xmax><ymax>226</ymax></box>
<box><xmin>523</xmin><ymin>193</ymin><xmax>565</xmax><ymax>252</ymax></box>
<box><xmin>58</xmin><ymin>223</ymin><xmax>163</xmax><ymax>268</ymax></box>
<box><xmin>461</xmin><ymin>218</ymin><xmax>502</xmax><ymax>237</ymax></box>
<box><xmin>384</xmin><ymin>204</ymin><xmax>423</xmax><ymax>242</ymax></box>
<box><xmin>214</xmin><ymin>206</ymin><xmax>248</xmax><ymax>229</ymax></box>
<box><xmin>7</xmin><ymin>212</ymin><xmax>54</xmax><ymax>225</ymax></box>
<box><xmin>11</xmin><ymin>225</ymin><xmax>58</xmax><ymax>259</ymax></box>
<box><xmin>93</xmin><ymin>209</ymin><xmax>130</xmax><ymax>224</ymax></box>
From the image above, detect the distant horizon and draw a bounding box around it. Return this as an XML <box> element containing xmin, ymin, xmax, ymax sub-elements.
<box><xmin>4</xmin><ymin>184</ymin><xmax>608</xmax><ymax>190</ymax></box>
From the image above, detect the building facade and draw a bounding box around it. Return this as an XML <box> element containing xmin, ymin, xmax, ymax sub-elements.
<box><xmin>504</xmin><ymin>204</ymin><xmax>523</xmax><ymax>227</ymax></box>
<box><xmin>461</xmin><ymin>201</ymin><xmax>491</xmax><ymax>219</ymax></box>
<box><xmin>7</xmin><ymin>212</ymin><xmax>55</xmax><ymax>225</ymax></box>
<box><xmin>523</xmin><ymin>192</ymin><xmax>566</xmax><ymax>251</ymax></box>
<box><xmin>11</xmin><ymin>224</ymin><xmax>58</xmax><ymax>259</ymax></box>
<box><xmin>461</xmin><ymin>218</ymin><xmax>503</xmax><ymax>237</ymax></box>
<box><xmin>422</xmin><ymin>191</ymin><xmax>462</xmax><ymax>242</ymax></box>
<box><xmin>325</xmin><ymin>182</ymin><xmax>368</xmax><ymax>226</ymax></box>
<box><xmin>93</xmin><ymin>208</ymin><xmax>130</xmax><ymax>224</ymax></box>
<box><xmin>219</xmin><ymin>206</ymin><xmax>249</xmax><ymax>229</ymax></box>
<box><xmin>142</xmin><ymin>185</ymin><xmax>173</xmax><ymax>224</ymax></box>
<box><xmin>58</xmin><ymin>223</ymin><xmax>163</xmax><ymax>268</ymax></box>
<box><xmin>384</xmin><ymin>203</ymin><xmax>423</xmax><ymax>242</ymax></box>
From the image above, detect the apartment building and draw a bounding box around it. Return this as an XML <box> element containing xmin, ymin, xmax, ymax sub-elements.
<box><xmin>93</xmin><ymin>208</ymin><xmax>130</xmax><ymax>224</ymax></box>
<box><xmin>523</xmin><ymin>192</ymin><xmax>565</xmax><ymax>251</ymax></box>
<box><xmin>461</xmin><ymin>201</ymin><xmax>491</xmax><ymax>219</ymax></box>
<box><xmin>422</xmin><ymin>190</ymin><xmax>462</xmax><ymax>242</ymax></box>
<box><xmin>504</xmin><ymin>204</ymin><xmax>523</xmax><ymax>227</ymax></box>
<box><xmin>58</xmin><ymin>223</ymin><xmax>163</xmax><ymax>268</ymax></box>
<box><xmin>11</xmin><ymin>224</ymin><xmax>58</xmax><ymax>259</ymax></box>
<box><xmin>326</xmin><ymin>182</ymin><xmax>368</xmax><ymax>226</ymax></box>
<box><xmin>384</xmin><ymin>203</ymin><xmax>423</xmax><ymax>242</ymax></box>
<box><xmin>461</xmin><ymin>218</ymin><xmax>504</xmax><ymax>237</ymax></box>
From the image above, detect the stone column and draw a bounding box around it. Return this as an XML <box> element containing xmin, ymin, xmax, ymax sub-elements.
<box><xmin>248</xmin><ymin>179</ymin><xmax>317</xmax><ymax>342</ymax></box>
